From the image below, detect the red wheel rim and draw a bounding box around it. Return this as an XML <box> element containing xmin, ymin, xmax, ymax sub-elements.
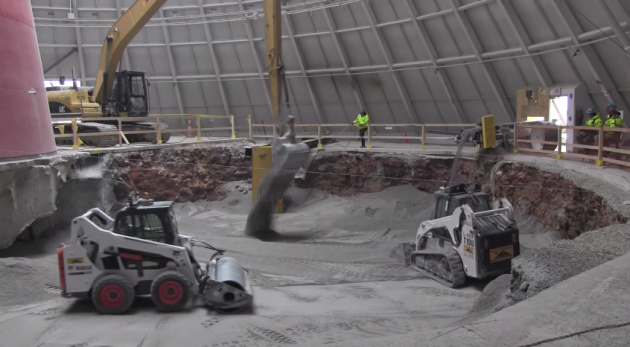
<box><xmin>100</xmin><ymin>285</ymin><xmax>125</xmax><ymax>309</ymax></box>
<box><xmin>159</xmin><ymin>280</ymin><xmax>183</xmax><ymax>305</ymax></box>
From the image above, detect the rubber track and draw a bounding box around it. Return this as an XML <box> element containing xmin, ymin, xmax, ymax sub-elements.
<box><xmin>79</xmin><ymin>122</ymin><xmax>118</xmax><ymax>147</ymax></box>
<box><xmin>410</xmin><ymin>247</ymin><xmax>466</xmax><ymax>288</ymax></box>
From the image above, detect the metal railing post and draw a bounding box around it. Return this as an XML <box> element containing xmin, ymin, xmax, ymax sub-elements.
<box><xmin>367</xmin><ymin>123</ymin><xmax>373</xmax><ymax>149</ymax></box>
<box><xmin>513</xmin><ymin>125</ymin><xmax>519</xmax><ymax>154</ymax></box>
<box><xmin>421</xmin><ymin>124</ymin><xmax>426</xmax><ymax>150</ymax></box>
<box><xmin>197</xmin><ymin>116</ymin><xmax>202</xmax><ymax>141</ymax></box>
<box><xmin>248</xmin><ymin>115</ymin><xmax>252</xmax><ymax>139</ymax></box>
<box><xmin>230</xmin><ymin>115</ymin><xmax>236</xmax><ymax>139</ymax></box>
<box><xmin>556</xmin><ymin>126</ymin><xmax>563</xmax><ymax>160</ymax></box>
<box><xmin>595</xmin><ymin>126</ymin><xmax>604</xmax><ymax>166</ymax></box>
<box><xmin>318</xmin><ymin>125</ymin><xmax>322</xmax><ymax>148</ymax></box>
<box><xmin>118</xmin><ymin>118</ymin><xmax>122</xmax><ymax>147</ymax></box>
<box><xmin>156</xmin><ymin>117</ymin><xmax>162</xmax><ymax>145</ymax></box>
<box><xmin>71</xmin><ymin>118</ymin><xmax>79</xmax><ymax>150</ymax></box>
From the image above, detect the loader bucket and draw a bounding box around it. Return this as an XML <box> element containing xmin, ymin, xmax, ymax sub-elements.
<box><xmin>245</xmin><ymin>139</ymin><xmax>311</xmax><ymax>239</ymax></box>
<box><xmin>389</xmin><ymin>241</ymin><xmax>416</xmax><ymax>266</ymax></box>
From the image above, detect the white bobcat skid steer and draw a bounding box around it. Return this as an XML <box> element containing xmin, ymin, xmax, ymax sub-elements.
<box><xmin>390</xmin><ymin>183</ymin><xmax>520</xmax><ymax>288</ymax></box>
<box><xmin>58</xmin><ymin>193</ymin><xmax>253</xmax><ymax>314</ymax></box>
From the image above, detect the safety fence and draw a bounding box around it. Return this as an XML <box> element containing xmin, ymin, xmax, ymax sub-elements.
<box><xmin>53</xmin><ymin>115</ymin><xmax>630</xmax><ymax>169</ymax></box>
<box><xmin>53</xmin><ymin>114</ymin><xmax>250</xmax><ymax>150</ymax></box>
<box><xmin>515</xmin><ymin>124</ymin><xmax>630</xmax><ymax>168</ymax></box>
<box><xmin>250</xmin><ymin>123</ymin><xmax>476</xmax><ymax>150</ymax></box>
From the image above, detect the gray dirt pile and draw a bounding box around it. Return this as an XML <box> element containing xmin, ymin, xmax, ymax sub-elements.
<box><xmin>462</xmin><ymin>224</ymin><xmax>630</xmax><ymax>323</ymax></box>
<box><xmin>0</xmin><ymin>257</ymin><xmax>60</xmax><ymax>307</ymax></box>
<box><xmin>506</xmin><ymin>224</ymin><xmax>630</xmax><ymax>306</ymax></box>
<box><xmin>107</xmin><ymin>143</ymin><xmax>252</xmax><ymax>202</ymax></box>
<box><xmin>456</xmin><ymin>274</ymin><xmax>512</xmax><ymax>325</ymax></box>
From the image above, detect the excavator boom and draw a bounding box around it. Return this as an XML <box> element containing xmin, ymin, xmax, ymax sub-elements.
<box><xmin>264</xmin><ymin>0</ymin><xmax>283</xmax><ymax>134</ymax></box>
<box><xmin>244</xmin><ymin>0</ymin><xmax>311</xmax><ymax>239</ymax></box>
<box><xmin>93</xmin><ymin>0</ymin><xmax>167</xmax><ymax>104</ymax></box>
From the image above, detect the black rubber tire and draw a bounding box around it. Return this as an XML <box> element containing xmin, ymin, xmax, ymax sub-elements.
<box><xmin>91</xmin><ymin>274</ymin><xmax>135</xmax><ymax>315</ymax></box>
<box><xmin>151</xmin><ymin>271</ymin><xmax>192</xmax><ymax>312</ymax></box>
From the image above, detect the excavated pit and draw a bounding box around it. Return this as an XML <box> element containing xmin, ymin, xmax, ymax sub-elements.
<box><xmin>2</xmin><ymin>142</ymin><xmax>630</xmax><ymax>346</ymax></box>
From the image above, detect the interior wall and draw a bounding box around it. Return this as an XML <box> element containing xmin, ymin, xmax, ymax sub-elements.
<box><xmin>31</xmin><ymin>0</ymin><xmax>630</xmax><ymax>132</ymax></box>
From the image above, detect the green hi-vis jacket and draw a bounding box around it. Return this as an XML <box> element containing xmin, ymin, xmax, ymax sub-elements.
<box><xmin>605</xmin><ymin>114</ymin><xmax>624</xmax><ymax>135</ymax></box>
<box><xmin>353</xmin><ymin>114</ymin><xmax>370</xmax><ymax>130</ymax></box>
<box><xmin>586</xmin><ymin>114</ymin><xmax>603</xmax><ymax>127</ymax></box>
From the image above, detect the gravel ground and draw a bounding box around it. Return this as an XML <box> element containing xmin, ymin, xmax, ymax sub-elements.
<box><xmin>0</xmin><ymin>186</ymin><xmax>484</xmax><ymax>347</ymax></box>
<box><xmin>0</xmin><ymin>257</ymin><xmax>60</xmax><ymax>307</ymax></box>
<box><xmin>505</xmin><ymin>224</ymin><xmax>630</xmax><ymax>306</ymax></box>
<box><xmin>461</xmin><ymin>224</ymin><xmax>630</xmax><ymax>323</ymax></box>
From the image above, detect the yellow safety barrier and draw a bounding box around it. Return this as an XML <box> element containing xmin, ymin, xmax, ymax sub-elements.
<box><xmin>53</xmin><ymin>114</ymin><xmax>250</xmax><ymax>149</ymax></box>
<box><xmin>514</xmin><ymin>124</ymin><xmax>630</xmax><ymax>168</ymax></box>
<box><xmin>251</xmin><ymin>123</ymin><xmax>476</xmax><ymax>151</ymax></box>
<box><xmin>54</xmin><ymin>115</ymin><xmax>630</xmax><ymax>170</ymax></box>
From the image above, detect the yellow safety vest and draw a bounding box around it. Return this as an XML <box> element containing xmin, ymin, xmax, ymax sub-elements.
<box><xmin>353</xmin><ymin>114</ymin><xmax>370</xmax><ymax>130</ymax></box>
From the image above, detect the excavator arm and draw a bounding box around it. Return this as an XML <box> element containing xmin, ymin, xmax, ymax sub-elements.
<box><xmin>93</xmin><ymin>0</ymin><xmax>167</xmax><ymax>104</ymax></box>
<box><xmin>264</xmin><ymin>0</ymin><xmax>283</xmax><ymax>134</ymax></box>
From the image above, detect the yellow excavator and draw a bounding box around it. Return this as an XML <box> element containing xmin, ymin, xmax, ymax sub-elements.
<box><xmin>48</xmin><ymin>0</ymin><xmax>170</xmax><ymax>147</ymax></box>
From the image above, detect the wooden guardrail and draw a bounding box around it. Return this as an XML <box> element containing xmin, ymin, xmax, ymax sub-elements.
<box><xmin>514</xmin><ymin>124</ymin><xmax>630</xmax><ymax>168</ymax></box>
<box><xmin>52</xmin><ymin>114</ymin><xmax>250</xmax><ymax>149</ymax></box>
<box><xmin>251</xmin><ymin>123</ymin><xmax>475</xmax><ymax>149</ymax></box>
<box><xmin>54</xmin><ymin>116</ymin><xmax>630</xmax><ymax>169</ymax></box>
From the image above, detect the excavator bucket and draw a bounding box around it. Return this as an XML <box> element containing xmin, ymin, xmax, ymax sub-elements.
<box><xmin>389</xmin><ymin>241</ymin><xmax>416</xmax><ymax>266</ymax></box>
<box><xmin>245</xmin><ymin>138</ymin><xmax>310</xmax><ymax>239</ymax></box>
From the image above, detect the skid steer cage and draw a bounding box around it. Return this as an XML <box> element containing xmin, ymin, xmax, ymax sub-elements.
<box><xmin>245</xmin><ymin>139</ymin><xmax>310</xmax><ymax>237</ymax></box>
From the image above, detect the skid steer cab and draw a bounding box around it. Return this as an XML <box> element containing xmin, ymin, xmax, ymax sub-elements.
<box><xmin>390</xmin><ymin>183</ymin><xmax>521</xmax><ymax>288</ymax></box>
<box><xmin>57</xmin><ymin>192</ymin><xmax>253</xmax><ymax>314</ymax></box>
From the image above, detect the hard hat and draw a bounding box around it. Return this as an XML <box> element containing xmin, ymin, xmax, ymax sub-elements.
<box><xmin>587</xmin><ymin>108</ymin><xmax>596</xmax><ymax>114</ymax></box>
<box><xmin>607</xmin><ymin>103</ymin><xmax>617</xmax><ymax>109</ymax></box>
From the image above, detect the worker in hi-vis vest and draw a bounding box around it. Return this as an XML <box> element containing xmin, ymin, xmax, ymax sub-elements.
<box><xmin>352</xmin><ymin>109</ymin><xmax>370</xmax><ymax>148</ymax></box>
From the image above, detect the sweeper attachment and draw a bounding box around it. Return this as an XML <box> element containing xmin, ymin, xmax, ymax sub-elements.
<box><xmin>57</xmin><ymin>192</ymin><xmax>253</xmax><ymax>314</ymax></box>
<box><xmin>390</xmin><ymin>183</ymin><xmax>520</xmax><ymax>288</ymax></box>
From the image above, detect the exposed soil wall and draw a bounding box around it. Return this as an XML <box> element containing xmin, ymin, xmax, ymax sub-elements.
<box><xmin>104</xmin><ymin>147</ymin><xmax>626</xmax><ymax>239</ymax></box>
<box><xmin>297</xmin><ymin>152</ymin><xmax>626</xmax><ymax>239</ymax></box>
<box><xmin>493</xmin><ymin>163</ymin><xmax>627</xmax><ymax>239</ymax></box>
<box><xmin>107</xmin><ymin>145</ymin><xmax>251</xmax><ymax>202</ymax></box>
<box><xmin>296</xmin><ymin>152</ymin><xmax>484</xmax><ymax>196</ymax></box>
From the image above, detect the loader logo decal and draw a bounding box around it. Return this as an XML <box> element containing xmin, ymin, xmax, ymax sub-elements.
<box><xmin>67</xmin><ymin>258</ymin><xmax>84</xmax><ymax>264</ymax></box>
<box><xmin>489</xmin><ymin>245</ymin><xmax>514</xmax><ymax>263</ymax></box>
<box><xmin>463</xmin><ymin>237</ymin><xmax>474</xmax><ymax>257</ymax></box>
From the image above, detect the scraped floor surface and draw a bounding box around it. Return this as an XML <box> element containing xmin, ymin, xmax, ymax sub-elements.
<box><xmin>0</xmin><ymin>185</ymin><xmax>557</xmax><ymax>347</ymax></box>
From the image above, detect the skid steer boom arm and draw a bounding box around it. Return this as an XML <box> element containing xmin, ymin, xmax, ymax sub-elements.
<box><xmin>92</xmin><ymin>0</ymin><xmax>167</xmax><ymax>104</ymax></box>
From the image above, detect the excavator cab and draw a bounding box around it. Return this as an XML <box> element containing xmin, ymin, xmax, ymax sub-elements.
<box><xmin>108</xmin><ymin>71</ymin><xmax>149</xmax><ymax>117</ymax></box>
<box><xmin>433</xmin><ymin>183</ymin><xmax>491</xmax><ymax>219</ymax></box>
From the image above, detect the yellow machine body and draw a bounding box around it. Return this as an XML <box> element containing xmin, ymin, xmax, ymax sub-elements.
<box><xmin>48</xmin><ymin>89</ymin><xmax>101</xmax><ymax>117</ymax></box>
<box><xmin>481</xmin><ymin>115</ymin><xmax>497</xmax><ymax>149</ymax></box>
<box><xmin>46</xmin><ymin>0</ymin><xmax>170</xmax><ymax>147</ymax></box>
